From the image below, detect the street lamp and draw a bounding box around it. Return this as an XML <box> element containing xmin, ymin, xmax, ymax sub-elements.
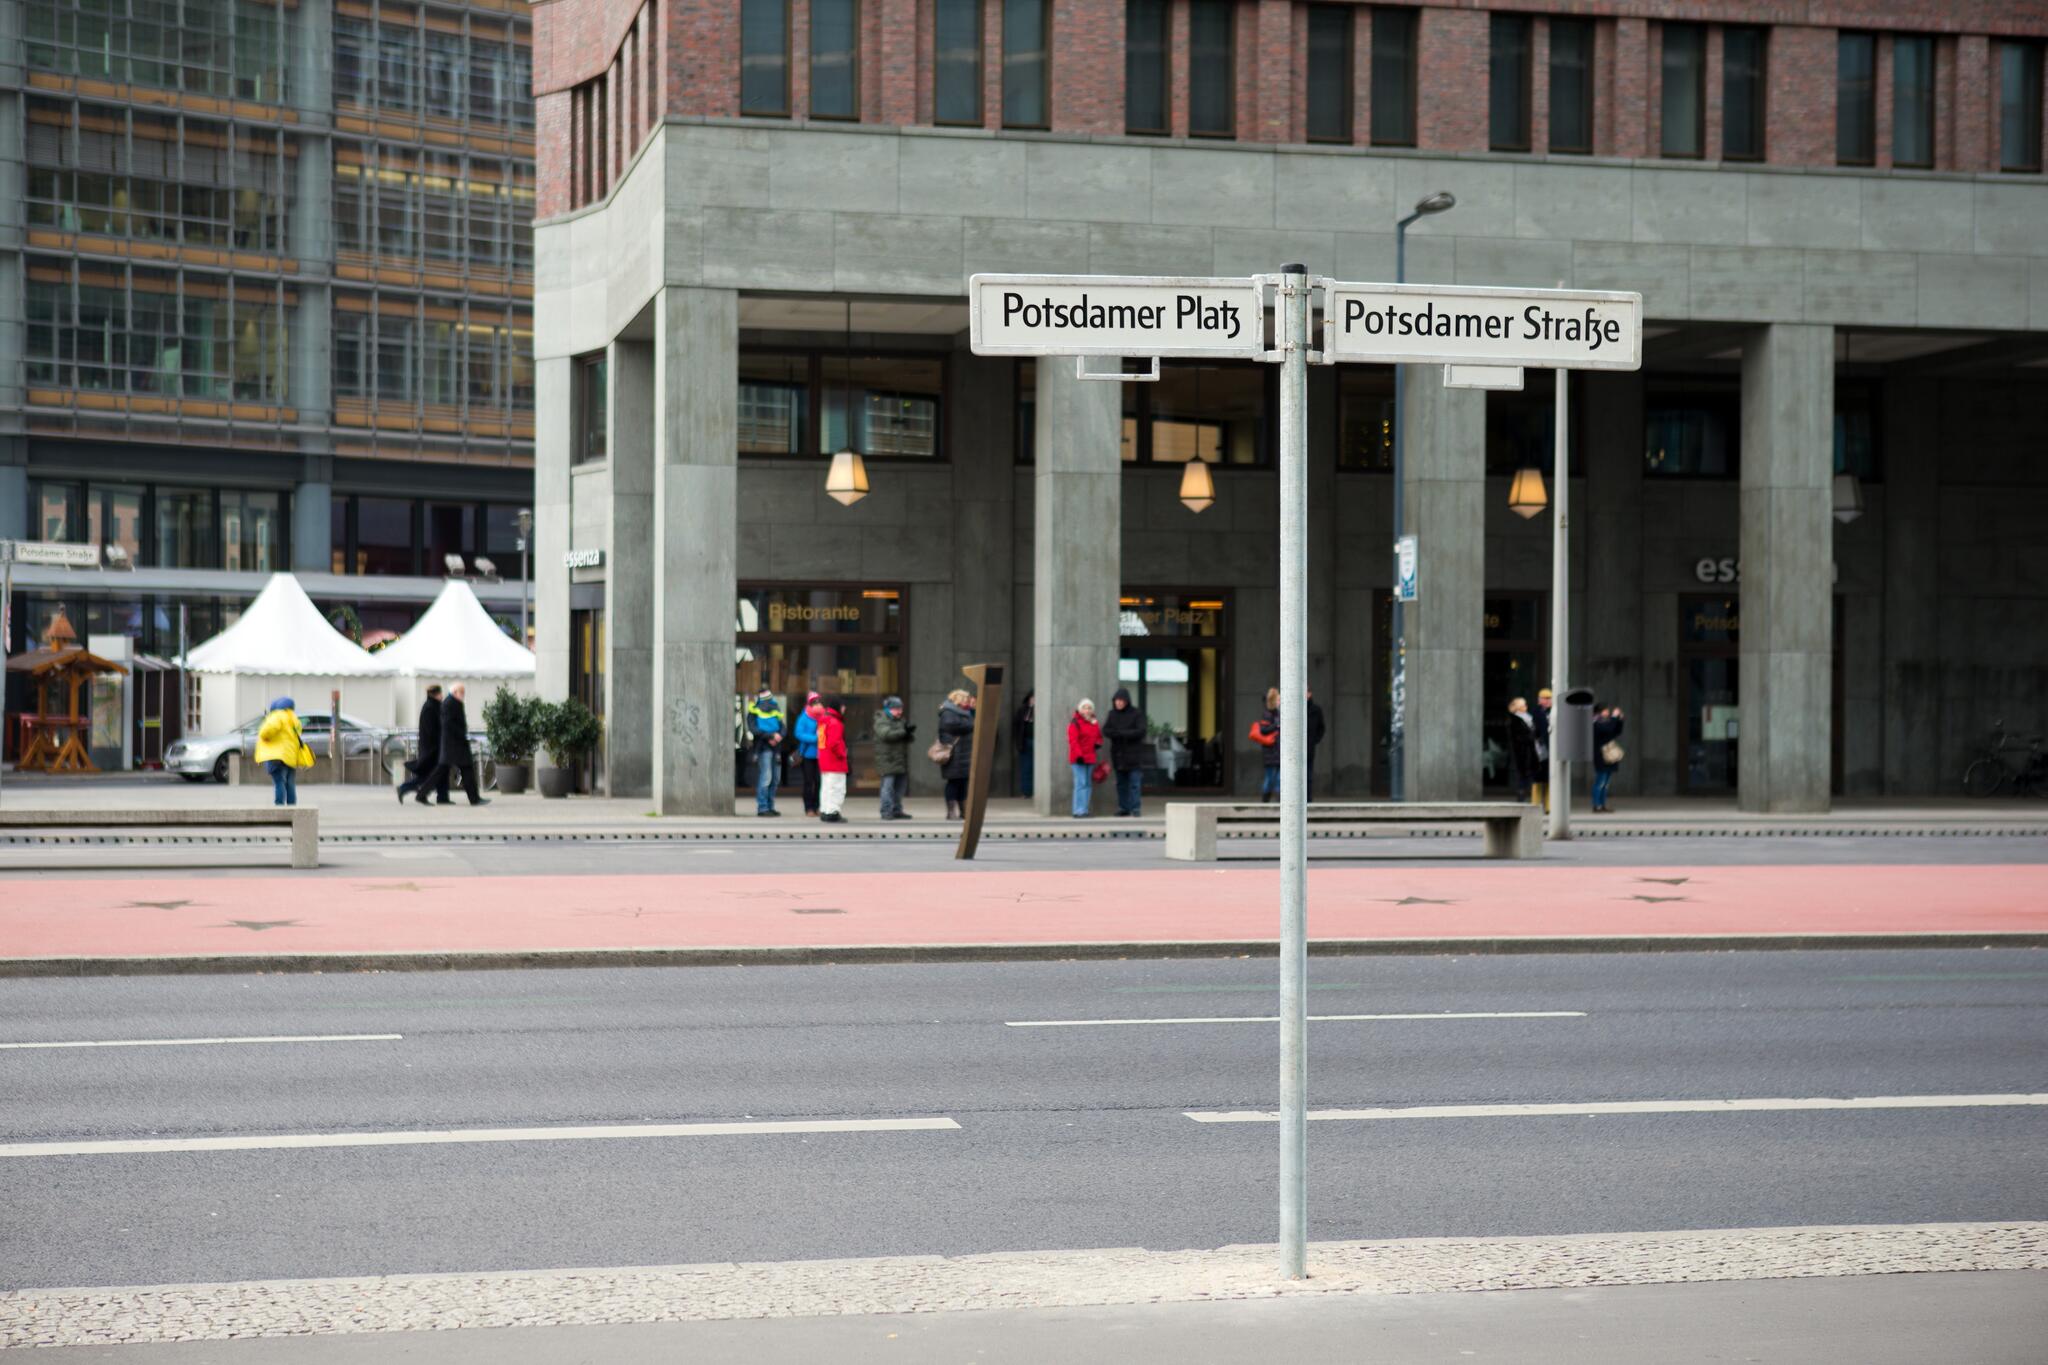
<box><xmin>515</xmin><ymin>507</ymin><xmax>533</xmax><ymax>646</ymax></box>
<box><xmin>1388</xmin><ymin>190</ymin><xmax>1456</xmax><ymax>802</ymax></box>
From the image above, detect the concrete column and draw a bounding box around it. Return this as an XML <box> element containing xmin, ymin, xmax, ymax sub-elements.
<box><xmin>532</xmin><ymin>356</ymin><xmax>574</xmax><ymax>702</ymax></box>
<box><xmin>1584</xmin><ymin>371</ymin><xmax>1644</xmax><ymax>796</ymax></box>
<box><xmin>1881</xmin><ymin>377</ymin><xmax>1940</xmax><ymax>795</ymax></box>
<box><xmin>291</xmin><ymin>461</ymin><xmax>332</xmax><ymax>572</ymax></box>
<box><xmin>650</xmin><ymin>286</ymin><xmax>738</xmax><ymax>815</ymax></box>
<box><xmin>1031</xmin><ymin>359</ymin><xmax>1121</xmax><ymax>815</ymax></box>
<box><xmin>605</xmin><ymin>337</ymin><xmax>656</xmax><ymax>798</ymax></box>
<box><xmin>1400</xmin><ymin>365</ymin><xmax>1485</xmax><ymax>801</ymax></box>
<box><xmin>0</xmin><ymin>451</ymin><xmax>27</xmax><ymax>542</ymax></box>
<box><xmin>1738</xmin><ymin>323</ymin><xmax>1833</xmax><ymax>813</ymax></box>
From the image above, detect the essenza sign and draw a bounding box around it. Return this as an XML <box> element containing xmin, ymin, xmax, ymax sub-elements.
<box><xmin>969</xmin><ymin>274</ymin><xmax>1266</xmax><ymax>360</ymax></box>
<box><xmin>1326</xmin><ymin>283</ymin><xmax>1641</xmax><ymax>371</ymax></box>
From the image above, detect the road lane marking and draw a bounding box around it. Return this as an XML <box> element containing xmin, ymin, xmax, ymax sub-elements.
<box><xmin>1185</xmin><ymin>1093</ymin><xmax>2048</xmax><ymax>1123</ymax></box>
<box><xmin>0</xmin><ymin>1034</ymin><xmax>403</xmax><ymax>1051</ymax></box>
<box><xmin>1007</xmin><ymin>1011</ymin><xmax>1586</xmax><ymax>1028</ymax></box>
<box><xmin>0</xmin><ymin>1116</ymin><xmax>961</xmax><ymax>1158</ymax></box>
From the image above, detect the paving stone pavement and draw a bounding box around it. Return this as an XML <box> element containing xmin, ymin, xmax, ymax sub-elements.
<box><xmin>5</xmin><ymin>1223</ymin><xmax>2044</xmax><ymax>1349</ymax></box>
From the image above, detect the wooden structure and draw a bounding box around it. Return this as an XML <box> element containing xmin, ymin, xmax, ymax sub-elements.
<box><xmin>6</xmin><ymin>611</ymin><xmax>128</xmax><ymax>774</ymax></box>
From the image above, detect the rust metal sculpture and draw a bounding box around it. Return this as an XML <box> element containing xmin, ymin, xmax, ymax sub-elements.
<box><xmin>954</xmin><ymin>663</ymin><xmax>1004</xmax><ymax>860</ymax></box>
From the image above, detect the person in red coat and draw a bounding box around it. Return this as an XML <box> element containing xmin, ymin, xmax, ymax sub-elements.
<box><xmin>816</xmin><ymin>702</ymin><xmax>851</xmax><ymax>823</ymax></box>
<box><xmin>1067</xmin><ymin>698</ymin><xmax>1101</xmax><ymax>818</ymax></box>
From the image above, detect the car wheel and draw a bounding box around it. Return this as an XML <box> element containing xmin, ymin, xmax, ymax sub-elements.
<box><xmin>212</xmin><ymin>754</ymin><xmax>231</xmax><ymax>784</ymax></box>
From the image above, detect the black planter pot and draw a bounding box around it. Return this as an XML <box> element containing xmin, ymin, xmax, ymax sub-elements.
<box><xmin>537</xmin><ymin>766</ymin><xmax>574</xmax><ymax>799</ymax></box>
<box><xmin>496</xmin><ymin>762</ymin><xmax>530</xmax><ymax>795</ymax></box>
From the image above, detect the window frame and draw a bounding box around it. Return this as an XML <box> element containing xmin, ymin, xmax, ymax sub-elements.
<box><xmin>933</xmin><ymin>0</ymin><xmax>984</xmax><ymax>127</ymax></box>
<box><xmin>1659</xmin><ymin>22</ymin><xmax>1706</xmax><ymax>159</ymax></box>
<box><xmin>1488</xmin><ymin>12</ymin><xmax>1533</xmax><ymax>153</ymax></box>
<box><xmin>1000</xmin><ymin>0</ymin><xmax>1051</xmax><ymax>131</ymax></box>
<box><xmin>740</xmin><ymin>347</ymin><xmax>950</xmax><ymax>463</ymax></box>
<box><xmin>1891</xmin><ymin>34</ymin><xmax>1935</xmax><ymax>170</ymax></box>
<box><xmin>1124</xmin><ymin>0</ymin><xmax>1171</xmax><ymax>136</ymax></box>
<box><xmin>1836</xmin><ymin>31</ymin><xmax>1877</xmax><ymax>167</ymax></box>
<box><xmin>738</xmin><ymin>0</ymin><xmax>792</xmax><ymax>118</ymax></box>
<box><xmin>1304</xmin><ymin>4</ymin><xmax>1353</xmax><ymax>144</ymax></box>
<box><xmin>1547</xmin><ymin>17</ymin><xmax>1593</xmax><ymax>155</ymax></box>
<box><xmin>1369</xmin><ymin>6</ymin><xmax>1418</xmax><ymax>147</ymax></box>
<box><xmin>1721</xmin><ymin>25</ymin><xmax>1767</xmax><ymax>162</ymax></box>
<box><xmin>1187</xmin><ymin>0</ymin><xmax>1236</xmax><ymax>140</ymax></box>
<box><xmin>2000</xmin><ymin>40</ymin><xmax>2045</xmax><ymax>174</ymax></box>
<box><xmin>573</xmin><ymin>350</ymin><xmax>609</xmax><ymax>465</ymax></box>
<box><xmin>808</xmin><ymin>0</ymin><xmax>861</xmax><ymax>121</ymax></box>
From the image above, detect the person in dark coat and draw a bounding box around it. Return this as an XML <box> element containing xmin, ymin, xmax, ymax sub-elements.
<box><xmin>1251</xmin><ymin>687</ymin><xmax>1282</xmax><ymax>802</ymax></box>
<box><xmin>428</xmin><ymin>683</ymin><xmax>488</xmax><ymax>806</ymax></box>
<box><xmin>1304</xmin><ymin>688</ymin><xmax>1327</xmax><ymax>797</ymax></box>
<box><xmin>937</xmin><ymin>689</ymin><xmax>976</xmax><ymax>819</ymax></box>
<box><xmin>1101</xmin><ymin>686</ymin><xmax>1149</xmax><ymax>817</ymax></box>
<box><xmin>1591</xmin><ymin>704</ymin><xmax>1626</xmax><ymax>813</ymax></box>
<box><xmin>1013</xmin><ymin>692</ymin><xmax>1036</xmax><ymax>799</ymax></box>
<box><xmin>397</xmin><ymin>684</ymin><xmax>447</xmax><ymax>804</ymax></box>
<box><xmin>873</xmin><ymin>696</ymin><xmax>913</xmax><ymax>820</ymax></box>
<box><xmin>1506</xmin><ymin>696</ymin><xmax>1540</xmax><ymax>804</ymax></box>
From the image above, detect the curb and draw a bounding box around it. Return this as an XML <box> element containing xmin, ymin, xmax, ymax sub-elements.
<box><xmin>6</xmin><ymin>931</ymin><xmax>2045</xmax><ymax>977</ymax></box>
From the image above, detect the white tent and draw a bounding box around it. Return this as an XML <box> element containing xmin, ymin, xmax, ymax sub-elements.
<box><xmin>180</xmin><ymin>573</ymin><xmax>396</xmax><ymax>739</ymax></box>
<box><xmin>375</xmin><ymin>579</ymin><xmax>536</xmax><ymax>726</ymax></box>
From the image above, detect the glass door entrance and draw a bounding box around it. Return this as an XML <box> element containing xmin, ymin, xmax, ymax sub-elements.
<box><xmin>1679</xmin><ymin>595</ymin><xmax>1740</xmax><ymax>793</ymax></box>
<box><xmin>1118</xmin><ymin>591</ymin><xmax>1229</xmax><ymax>793</ymax></box>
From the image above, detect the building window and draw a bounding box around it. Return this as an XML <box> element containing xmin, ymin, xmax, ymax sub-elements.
<box><xmin>1837</xmin><ymin>32</ymin><xmax>1876</xmax><ymax>165</ymax></box>
<box><xmin>1370</xmin><ymin>7</ymin><xmax>1416</xmax><ymax>146</ymax></box>
<box><xmin>739</xmin><ymin>350</ymin><xmax>944</xmax><ymax>460</ymax></box>
<box><xmin>1644</xmin><ymin>380</ymin><xmax>1739</xmax><ymax>477</ymax></box>
<box><xmin>574</xmin><ymin>352</ymin><xmax>608</xmax><ymax>463</ymax></box>
<box><xmin>1892</xmin><ymin>36</ymin><xmax>1935</xmax><ymax>169</ymax></box>
<box><xmin>1660</xmin><ymin>24</ymin><xmax>1705</xmax><ymax>157</ymax></box>
<box><xmin>734</xmin><ymin>585</ymin><xmax>905</xmax><ymax>795</ymax></box>
<box><xmin>155</xmin><ymin>489</ymin><xmax>219</xmax><ymax>570</ymax></box>
<box><xmin>1188</xmin><ymin>0</ymin><xmax>1234</xmax><ymax>138</ymax></box>
<box><xmin>1548</xmin><ymin>18</ymin><xmax>1592</xmax><ymax>154</ymax></box>
<box><xmin>1001</xmin><ymin>0</ymin><xmax>1049</xmax><ymax>130</ymax></box>
<box><xmin>1125</xmin><ymin>0</ymin><xmax>1170</xmax><ymax>135</ymax></box>
<box><xmin>1722</xmin><ymin>26</ymin><xmax>1767</xmax><ymax>160</ymax></box>
<box><xmin>809</xmin><ymin>0</ymin><xmax>858</xmax><ymax>119</ymax></box>
<box><xmin>1335</xmin><ymin>368</ymin><xmax>1393</xmax><ymax>470</ymax></box>
<box><xmin>1304</xmin><ymin>6</ymin><xmax>1352</xmax><ymax>142</ymax></box>
<box><xmin>739</xmin><ymin>0</ymin><xmax>790</xmax><ymax>116</ymax></box>
<box><xmin>1488</xmin><ymin>14</ymin><xmax>1531</xmax><ymax>152</ymax></box>
<box><xmin>2001</xmin><ymin>42</ymin><xmax>2044</xmax><ymax>173</ymax></box>
<box><xmin>933</xmin><ymin>0</ymin><xmax>982</xmax><ymax>126</ymax></box>
<box><xmin>353</xmin><ymin>496</ymin><xmax>416</xmax><ymax>576</ymax></box>
<box><xmin>221</xmin><ymin>491</ymin><xmax>283</xmax><ymax>573</ymax></box>
<box><xmin>89</xmin><ymin>485</ymin><xmax>145</xmax><ymax>565</ymax></box>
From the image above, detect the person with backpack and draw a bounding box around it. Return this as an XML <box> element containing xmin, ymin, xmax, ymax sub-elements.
<box><xmin>1101</xmin><ymin>687</ymin><xmax>1149</xmax><ymax>817</ymax></box>
<box><xmin>816</xmin><ymin>699</ymin><xmax>849</xmax><ymax>823</ymax></box>
<box><xmin>1066</xmin><ymin>698</ymin><xmax>1101</xmax><ymax>818</ymax></box>
<box><xmin>1250</xmin><ymin>687</ymin><xmax>1281</xmax><ymax>802</ymax></box>
<box><xmin>873</xmin><ymin>695</ymin><xmax>914</xmax><ymax>820</ymax></box>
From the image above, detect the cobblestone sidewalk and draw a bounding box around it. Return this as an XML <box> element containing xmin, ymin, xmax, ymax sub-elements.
<box><xmin>5</xmin><ymin>1222</ymin><xmax>2044</xmax><ymax>1349</ymax></box>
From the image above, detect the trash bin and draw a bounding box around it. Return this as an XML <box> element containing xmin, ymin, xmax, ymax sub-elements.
<box><xmin>1553</xmin><ymin>687</ymin><xmax>1596</xmax><ymax>763</ymax></box>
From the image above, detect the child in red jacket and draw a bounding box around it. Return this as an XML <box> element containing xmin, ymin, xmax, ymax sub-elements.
<box><xmin>817</xmin><ymin>703</ymin><xmax>850</xmax><ymax>823</ymax></box>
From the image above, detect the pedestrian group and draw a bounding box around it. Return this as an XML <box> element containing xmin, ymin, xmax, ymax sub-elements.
<box><xmin>395</xmin><ymin>682</ymin><xmax>491</xmax><ymax>807</ymax></box>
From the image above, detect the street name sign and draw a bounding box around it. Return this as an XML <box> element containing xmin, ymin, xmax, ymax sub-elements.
<box><xmin>969</xmin><ymin>273</ymin><xmax>1267</xmax><ymax>359</ymax></box>
<box><xmin>1325</xmin><ymin>282</ymin><xmax>1642</xmax><ymax>371</ymax></box>
<box><xmin>5</xmin><ymin>542</ymin><xmax>101</xmax><ymax>568</ymax></box>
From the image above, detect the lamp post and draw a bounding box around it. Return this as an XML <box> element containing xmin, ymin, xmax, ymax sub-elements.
<box><xmin>1388</xmin><ymin>191</ymin><xmax>1455</xmax><ymax>801</ymax></box>
<box><xmin>515</xmin><ymin>507</ymin><xmax>533</xmax><ymax>646</ymax></box>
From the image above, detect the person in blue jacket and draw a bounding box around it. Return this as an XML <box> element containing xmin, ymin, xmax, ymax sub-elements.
<box><xmin>793</xmin><ymin>692</ymin><xmax>823</xmax><ymax>817</ymax></box>
<box><xmin>745</xmin><ymin>686</ymin><xmax>785</xmax><ymax>817</ymax></box>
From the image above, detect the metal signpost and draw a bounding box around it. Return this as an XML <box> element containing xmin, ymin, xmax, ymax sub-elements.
<box><xmin>970</xmin><ymin>270</ymin><xmax>1640</xmax><ymax>1281</ymax></box>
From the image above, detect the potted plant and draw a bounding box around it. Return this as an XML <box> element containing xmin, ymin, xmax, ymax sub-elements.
<box><xmin>483</xmin><ymin>686</ymin><xmax>540</xmax><ymax>795</ymax></box>
<box><xmin>536</xmin><ymin>697</ymin><xmax>602</xmax><ymax>799</ymax></box>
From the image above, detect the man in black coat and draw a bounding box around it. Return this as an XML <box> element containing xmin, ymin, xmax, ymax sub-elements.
<box><xmin>1304</xmin><ymin>688</ymin><xmax>1327</xmax><ymax>797</ymax></box>
<box><xmin>1101</xmin><ymin>687</ymin><xmax>1149</xmax><ymax>817</ymax></box>
<box><xmin>419</xmin><ymin>683</ymin><xmax>489</xmax><ymax>807</ymax></box>
<box><xmin>397</xmin><ymin>685</ymin><xmax>447</xmax><ymax>804</ymax></box>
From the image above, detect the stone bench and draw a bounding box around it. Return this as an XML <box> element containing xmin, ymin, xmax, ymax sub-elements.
<box><xmin>1164</xmin><ymin>801</ymin><xmax>1542</xmax><ymax>862</ymax></box>
<box><xmin>0</xmin><ymin>808</ymin><xmax>320</xmax><ymax>869</ymax></box>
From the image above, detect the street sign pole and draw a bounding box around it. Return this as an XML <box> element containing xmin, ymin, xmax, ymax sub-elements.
<box><xmin>1548</xmin><ymin>371</ymin><xmax>1572</xmax><ymax>840</ymax></box>
<box><xmin>1275</xmin><ymin>265</ymin><xmax>1310</xmax><ymax>1281</ymax></box>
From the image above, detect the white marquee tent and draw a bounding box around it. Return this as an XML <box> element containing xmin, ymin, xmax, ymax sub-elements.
<box><xmin>179</xmin><ymin>573</ymin><xmax>396</xmax><ymax>739</ymax></box>
<box><xmin>374</xmin><ymin>579</ymin><xmax>536</xmax><ymax>725</ymax></box>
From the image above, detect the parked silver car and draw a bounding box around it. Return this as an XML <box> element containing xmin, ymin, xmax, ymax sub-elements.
<box><xmin>164</xmin><ymin>711</ymin><xmax>394</xmax><ymax>783</ymax></box>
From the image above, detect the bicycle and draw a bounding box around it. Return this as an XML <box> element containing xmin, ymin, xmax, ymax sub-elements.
<box><xmin>1962</xmin><ymin>720</ymin><xmax>2048</xmax><ymax>798</ymax></box>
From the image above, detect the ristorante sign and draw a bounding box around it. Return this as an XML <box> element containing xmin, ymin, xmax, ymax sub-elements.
<box><xmin>1323</xmin><ymin>282</ymin><xmax>1642</xmax><ymax>370</ymax></box>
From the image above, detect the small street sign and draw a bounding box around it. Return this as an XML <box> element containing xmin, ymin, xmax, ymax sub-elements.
<box><xmin>3</xmin><ymin>542</ymin><xmax>101</xmax><ymax>568</ymax></box>
<box><xmin>1445</xmin><ymin>365</ymin><xmax>1525</xmax><ymax>390</ymax></box>
<box><xmin>1394</xmin><ymin>534</ymin><xmax>1419</xmax><ymax>602</ymax></box>
<box><xmin>968</xmin><ymin>274</ymin><xmax>1267</xmax><ymax>359</ymax></box>
<box><xmin>1324</xmin><ymin>282</ymin><xmax>1642</xmax><ymax>371</ymax></box>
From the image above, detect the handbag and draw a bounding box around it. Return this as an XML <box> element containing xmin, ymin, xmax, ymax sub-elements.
<box><xmin>1600</xmin><ymin>740</ymin><xmax>1625</xmax><ymax>765</ymax></box>
<box><xmin>928</xmin><ymin>739</ymin><xmax>954</xmax><ymax>765</ymax></box>
<box><xmin>1091</xmin><ymin>761</ymin><xmax>1109</xmax><ymax>784</ymax></box>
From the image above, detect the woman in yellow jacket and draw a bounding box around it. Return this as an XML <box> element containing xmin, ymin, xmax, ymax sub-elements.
<box><xmin>253</xmin><ymin>697</ymin><xmax>314</xmax><ymax>806</ymax></box>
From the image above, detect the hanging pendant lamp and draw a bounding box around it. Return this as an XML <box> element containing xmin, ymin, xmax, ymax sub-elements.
<box><xmin>1508</xmin><ymin>465</ymin><xmax>1548</xmax><ymax>519</ymax></box>
<box><xmin>1831</xmin><ymin>471</ymin><xmax>1863</xmax><ymax>524</ymax></box>
<box><xmin>826</xmin><ymin>299</ymin><xmax>869</xmax><ymax>506</ymax></box>
<box><xmin>1179</xmin><ymin>457</ymin><xmax>1216</xmax><ymax>513</ymax></box>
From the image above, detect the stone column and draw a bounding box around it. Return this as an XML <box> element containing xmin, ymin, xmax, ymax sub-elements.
<box><xmin>605</xmin><ymin>338</ymin><xmax>656</xmax><ymax>798</ymax></box>
<box><xmin>1881</xmin><ymin>377</ymin><xmax>1940</xmax><ymax>795</ymax></box>
<box><xmin>1584</xmin><ymin>371</ymin><xmax>1644</xmax><ymax>795</ymax></box>
<box><xmin>1738</xmin><ymin>323</ymin><xmax>1833</xmax><ymax>813</ymax></box>
<box><xmin>532</xmin><ymin>356</ymin><xmax>574</xmax><ymax>703</ymax></box>
<box><xmin>1400</xmin><ymin>364</ymin><xmax>1485</xmax><ymax>801</ymax></box>
<box><xmin>1032</xmin><ymin>359</ymin><xmax>1121</xmax><ymax>815</ymax></box>
<box><xmin>650</xmin><ymin>287</ymin><xmax>738</xmax><ymax>815</ymax></box>
<box><xmin>291</xmin><ymin>461</ymin><xmax>332</xmax><ymax>572</ymax></box>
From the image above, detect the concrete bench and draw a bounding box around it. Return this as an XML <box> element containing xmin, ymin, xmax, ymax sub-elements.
<box><xmin>1164</xmin><ymin>801</ymin><xmax>1542</xmax><ymax>862</ymax></box>
<box><xmin>0</xmin><ymin>808</ymin><xmax>319</xmax><ymax>869</ymax></box>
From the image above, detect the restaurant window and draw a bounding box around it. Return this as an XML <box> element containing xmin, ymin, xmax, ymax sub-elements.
<box><xmin>1660</xmin><ymin>24</ymin><xmax>1705</xmax><ymax>157</ymax></box>
<box><xmin>574</xmin><ymin>352</ymin><xmax>608</xmax><ymax>463</ymax></box>
<box><xmin>1125</xmin><ymin>0</ymin><xmax>1170</xmax><ymax>135</ymax></box>
<box><xmin>154</xmin><ymin>488</ymin><xmax>217</xmax><ymax>569</ymax></box>
<box><xmin>1001</xmin><ymin>0</ymin><xmax>1049</xmax><ymax>129</ymax></box>
<box><xmin>809</xmin><ymin>0</ymin><xmax>858</xmax><ymax>119</ymax></box>
<box><xmin>1489</xmin><ymin>13</ymin><xmax>1531</xmax><ymax>152</ymax></box>
<box><xmin>739</xmin><ymin>350</ymin><xmax>943</xmax><ymax>460</ymax></box>
<box><xmin>1370</xmin><ymin>7</ymin><xmax>1416</xmax><ymax>146</ymax></box>
<box><xmin>734</xmin><ymin>586</ymin><xmax>905</xmax><ymax>795</ymax></box>
<box><xmin>1336</xmin><ymin>368</ymin><xmax>1394</xmax><ymax>470</ymax></box>
<box><xmin>1837</xmin><ymin>32</ymin><xmax>1876</xmax><ymax>166</ymax></box>
<box><xmin>2001</xmin><ymin>42</ymin><xmax>2044</xmax><ymax>173</ymax></box>
<box><xmin>1644</xmin><ymin>380</ymin><xmax>1740</xmax><ymax>477</ymax></box>
<box><xmin>1118</xmin><ymin>591</ymin><xmax>1230</xmax><ymax>792</ymax></box>
<box><xmin>220</xmin><ymin>491</ymin><xmax>283</xmax><ymax>573</ymax></box>
<box><xmin>1188</xmin><ymin>0</ymin><xmax>1234</xmax><ymax>138</ymax></box>
<box><xmin>739</xmin><ymin>352</ymin><xmax>809</xmax><ymax>455</ymax></box>
<box><xmin>1305</xmin><ymin>6</ymin><xmax>1352</xmax><ymax>143</ymax></box>
<box><xmin>1138</xmin><ymin>362</ymin><xmax>1268</xmax><ymax>465</ymax></box>
<box><xmin>933</xmin><ymin>0</ymin><xmax>982</xmax><ymax>126</ymax></box>
<box><xmin>1722</xmin><ymin>26</ymin><xmax>1767</xmax><ymax>160</ymax></box>
<box><xmin>1893</xmin><ymin>36</ymin><xmax>1935</xmax><ymax>168</ymax></box>
<box><xmin>739</xmin><ymin>0</ymin><xmax>790</xmax><ymax>116</ymax></box>
<box><xmin>1548</xmin><ymin>18</ymin><xmax>1592</xmax><ymax>154</ymax></box>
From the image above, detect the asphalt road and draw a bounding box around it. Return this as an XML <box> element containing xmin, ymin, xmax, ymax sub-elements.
<box><xmin>3</xmin><ymin>949</ymin><xmax>2044</xmax><ymax>1290</ymax></box>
